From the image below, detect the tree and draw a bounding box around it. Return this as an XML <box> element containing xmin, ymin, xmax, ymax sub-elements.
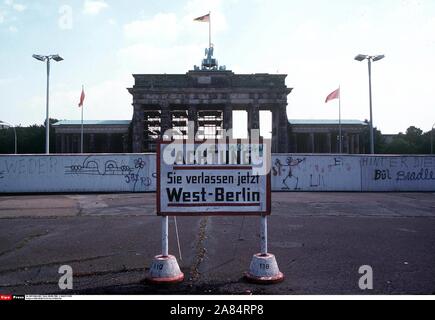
<box><xmin>382</xmin><ymin>126</ymin><xmax>431</xmax><ymax>154</ymax></box>
<box><xmin>0</xmin><ymin>119</ymin><xmax>58</xmax><ymax>154</ymax></box>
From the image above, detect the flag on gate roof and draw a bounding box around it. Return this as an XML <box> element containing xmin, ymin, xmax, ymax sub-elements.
<box><xmin>325</xmin><ymin>88</ymin><xmax>340</xmax><ymax>103</ymax></box>
<box><xmin>194</xmin><ymin>13</ymin><xmax>210</xmax><ymax>22</ymax></box>
<box><xmin>78</xmin><ymin>86</ymin><xmax>85</xmax><ymax>107</ymax></box>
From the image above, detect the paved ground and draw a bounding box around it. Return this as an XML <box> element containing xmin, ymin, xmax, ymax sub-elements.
<box><xmin>0</xmin><ymin>192</ymin><xmax>434</xmax><ymax>295</ymax></box>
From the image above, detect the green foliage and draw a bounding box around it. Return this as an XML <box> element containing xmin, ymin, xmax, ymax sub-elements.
<box><xmin>0</xmin><ymin>119</ymin><xmax>58</xmax><ymax>154</ymax></box>
<box><xmin>382</xmin><ymin>126</ymin><xmax>432</xmax><ymax>155</ymax></box>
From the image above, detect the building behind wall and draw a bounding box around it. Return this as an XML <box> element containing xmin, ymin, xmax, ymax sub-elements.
<box><xmin>53</xmin><ymin>120</ymin><xmax>130</xmax><ymax>154</ymax></box>
<box><xmin>289</xmin><ymin>119</ymin><xmax>368</xmax><ymax>154</ymax></box>
<box><xmin>53</xmin><ymin>118</ymin><xmax>368</xmax><ymax>154</ymax></box>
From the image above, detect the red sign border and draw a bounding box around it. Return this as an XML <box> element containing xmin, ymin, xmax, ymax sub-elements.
<box><xmin>156</xmin><ymin>140</ymin><xmax>271</xmax><ymax>217</ymax></box>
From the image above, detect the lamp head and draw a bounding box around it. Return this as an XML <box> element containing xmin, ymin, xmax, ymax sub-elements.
<box><xmin>32</xmin><ymin>54</ymin><xmax>46</xmax><ymax>62</ymax></box>
<box><xmin>355</xmin><ymin>54</ymin><xmax>368</xmax><ymax>62</ymax></box>
<box><xmin>51</xmin><ymin>55</ymin><xmax>64</xmax><ymax>62</ymax></box>
<box><xmin>373</xmin><ymin>54</ymin><xmax>385</xmax><ymax>62</ymax></box>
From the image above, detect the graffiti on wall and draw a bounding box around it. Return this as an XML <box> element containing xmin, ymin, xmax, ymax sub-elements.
<box><xmin>1</xmin><ymin>154</ymin><xmax>434</xmax><ymax>193</ymax></box>
<box><xmin>0</xmin><ymin>155</ymin><xmax>156</xmax><ymax>193</ymax></box>
<box><xmin>273</xmin><ymin>157</ymin><xmax>306</xmax><ymax>190</ymax></box>
<box><xmin>361</xmin><ymin>156</ymin><xmax>435</xmax><ymax>191</ymax></box>
<box><xmin>64</xmin><ymin>156</ymin><xmax>157</xmax><ymax>191</ymax></box>
<box><xmin>272</xmin><ymin>155</ymin><xmax>360</xmax><ymax>191</ymax></box>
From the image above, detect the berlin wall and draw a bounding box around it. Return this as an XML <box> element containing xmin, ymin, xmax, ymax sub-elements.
<box><xmin>0</xmin><ymin>154</ymin><xmax>434</xmax><ymax>193</ymax></box>
<box><xmin>0</xmin><ymin>154</ymin><xmax>156</xmax><ymax>193</ymax></box>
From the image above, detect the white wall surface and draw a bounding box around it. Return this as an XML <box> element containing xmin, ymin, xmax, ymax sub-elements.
<box><xmin>1</xmin><ymin>154</ymin><xmax>434</xmax><ymax>193</ymax></box>
<box><xmin>0</xmin><ymin>154</ymin><xmax>156</xmax><ymax>193</ymax></box>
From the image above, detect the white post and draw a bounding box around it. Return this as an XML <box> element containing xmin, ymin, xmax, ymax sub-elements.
<box><xmin>45</xmin><ymin>58</ymin><xmax>50</xmax><ymax>154</ymax></box>
<box><xmin>80</xmin><ymin>103</ymin><xmax>84</xmax><ymax>153</ymax></box>
<box><xmin>339</xmin><ymin>85</ymin><xmax>342</xmax><ymax>154</ymax></box>
<box><xmin>260</xmin><ymin>215</ymin><xmax>268</xmax><ymax>255</ymax></box>
<box><xmin>208</xmin><ymin>11</ymin><xmax>211</xmax><ymax>48</ymax></box>
<box><xmin>162</xmin><ymin>216</ymin><xmax>169</xmax><ymax>257</ymax></box>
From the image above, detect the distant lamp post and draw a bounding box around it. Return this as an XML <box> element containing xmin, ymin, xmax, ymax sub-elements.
<box><xmin>0</xmin><ymin>121</ymin><xmax>17</xmax><ymax>154</ymax></box>
<box><xmin>431</xmin><ymin>123</ymin><xmax>435</xmax><ymax>154</ymax></box>
<box><xmin>32</xmin><ymin>54</ymin><xmax>64</xmax><ymax>154</ymax></box>
<box><xmin>355</xmin><ymin>54</ymin><xmax>385</xmax><ymax>154</ymax></box>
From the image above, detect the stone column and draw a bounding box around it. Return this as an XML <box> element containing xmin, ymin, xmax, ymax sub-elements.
<box><xmin>272</xmin><ymin>109</ymin><xmax>279</xmax><ymax>153</ymax></box>
<box><xmin>355</xmin><ymin>134</ymin><xmax>360</xmax><ymax>154</ymax></box>
<box><xmin>89</xmin><ymin>134</ymin><xmax>95</xmax><ymax>153</ymax></box>
<box><xmin>160</xmin><ymin>101</ymin><xmax>172</xmax><ymax>139</ymax></box>
<box><xmin>310</xmin><ymin>133</ymin><xmax>315</xmax><ymax>153</ymax></box>
<box><xmin>278</xmin><ymin>104</ymin><xmax>289</xmax><ymax>153</ymax></box>
<box><xmin>350</xmin><ymin>135</ymin><xmax>355</xmax><ymax>154</ymax></box>
<box><xmin>248</xmin><ymin>103</ymin><xmax>260</xmax><ymax>132</ymax></box>
<box><xmin>122</xmin><ymin>134</ymin><xmax>129</xmax><ymax>153</ymax></box>
<box><xmin>223</xmin><ymin>104</ymin><xmax>233</xmax><ymax>138</ymax></box>
<box><xmin>106</xmin><ymin>133</ymin><xmax>112</xmax><ymax>153</ymax></box>
<box><xmin>188</xmin><ymin>105</ymin><xmax>198</xmax><ymax>139</ymax></box>
<box><xmin>292</xmin><ymin>133</ymin><xmax>298</xmax><ymax>153</ymax></box>
<box><xmin>327</xmin><ymin>133</ymin><xmax>332</xmax><ymax>154</ymax></box>
<box><xmin>61</xmin><ymin>134</ymin><xmax>65</xmax><ymax>153</ymax></box>
<box><xmin>344</xmin><ymin>134</ymin><xmax>349</xmax><ymax>154</ymax></box>
<box><xmin>132</xmin><ymin>104</ymin><xmax>144</xmax><ymax>153</ymax></box>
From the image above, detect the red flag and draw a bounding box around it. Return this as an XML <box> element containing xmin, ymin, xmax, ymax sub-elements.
<box><xmin>325</xmin><ymin>88</ymin><xmax>340</xmax><ymax>103</ymax></box>
<box><xmin>194</xmin><ymin>13</ymin><xmax>210</xmax><ymax>22</ymax></box>
<box><xmin>78</xmin><ymin>86</ymin><xmax>85</xmax><ymax>107</ymax></box>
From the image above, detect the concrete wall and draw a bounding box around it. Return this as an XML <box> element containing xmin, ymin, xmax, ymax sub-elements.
<box><xmin>0</xmin><ymin>154</ymin><xmax>156</xmax><ymax>193</ymax></box>
<box><xmin>1</xmin><ymin>154</ymin><xmax>434</xmax><ymax>193</ymax></box>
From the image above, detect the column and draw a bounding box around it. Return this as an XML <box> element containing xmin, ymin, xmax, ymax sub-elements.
<box><xmin>248</xmin><ymin>103</ymin><xmax>260</xmax><ymax>132</ymax></box>
<box><xmin>344</xmin><ymin>134</ymin><xmax>349</xmax><ymax>154</ymax></box>
<box><xmin>132</xmin><ymin>104</ymin><xmax>144</xmax><ymax>153</ymax></box>
<box><xmin>292</xmin><ymin>133</ymin><xmax>298</xmax><ymax>153</ymax></box>
<box><xmin>188</xmin><ymin>105</ymin><xmax>198</xmax><ymax>139</ymax></box>
<box><xmin>272</xmin><ymin>109</ymin><xmax>279</xmax><ymax>153</ymax></box>
<box><xmin>327</xmin><ymin>133</ymin><xmax>332</xmax><ymax>154</ymax></box>
<box><xmin>309</xmin><ymin>133</ymin><xmax>315</xmax><ymax>153</ymax></box>
<box><xmin>277</xmin><ymin>104</ymin><xmax>289</xmax><ymax>153</ymax></box>
<box><xmin>61</xmin><ymin>134</ymin><xmax>65</xmax><ymax>153</ymax></box>
<box><xmin>106</xmin><ymin>133</ymin><xmax>112</xmax><ymax>153</ymax></box>
<box><xmin>355</xmin><ymin>134</ymin><xmax>360</xmax><ymax>154</ymax></box>
<box><xmin>223</xmin><ymin>104</ymin><xmax>233</xmax><ymax>138</ymax></box>
<box><xmin>122</xmin><ymin>134</ymin><xmax>129</xmax><ymax>153</ymax></box>
<box><xmin>350</xmin><ymin>135</ymin><xmax>355</xmax><ymax>154</ymax></box>
<box><xmin>89</xmin><ymin>134</ymin><xmax>96</xmax><ymax>153</ymax></box>
<box><xmin>160</xmin><ymin>101</ymin><xmax>172</xmax><ymax>139</ymax></box>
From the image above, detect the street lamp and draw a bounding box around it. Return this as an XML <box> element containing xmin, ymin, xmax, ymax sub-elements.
<box><xmin>431</xmin><ymin>122</ymin><xmax>435</xmax><ymax>154</ymax></box>
<box><xmin>355</xmin><ymin>54</ymin><xmax>385</xmax><ymax>154</ymax></box>
<box><xmin>0</xmin><ymin>121</ymin><xmax>17</xmax><ymax>154</ymax></box>
<box><xmin>33</xmin><ymin>54</ymin><xmax>64</xmax><ymax>154</ymax></box>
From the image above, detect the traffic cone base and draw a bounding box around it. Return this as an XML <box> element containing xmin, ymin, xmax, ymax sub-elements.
<box><xmin>245</xmin><ymin>253</ymin><xmax>284</xmax><ymax>284</ymax></box>
<box><xmin>146</xmin><ymin>255</ymin><xmax>184</xmax><ymax>284</ymax></box>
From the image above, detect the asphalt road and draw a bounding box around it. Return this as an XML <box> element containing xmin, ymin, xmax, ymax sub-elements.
<box><xmin>0</xmin><ymin>192</ymin><xmax>434</xmax><ymax>295</ymax></box>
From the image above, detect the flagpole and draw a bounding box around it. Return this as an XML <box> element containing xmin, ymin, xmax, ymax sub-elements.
<box><xmin>81</xmin><ymin>86</ymin><xmax>84</xmax><ymax>154</ymax></box>
<box><xmin>339</xmin><ymin>85</ymin><xmax>342</xmax><ymax>154</ymax></box>
<box><xmin>209</xmin><ymin>11</ymin><xmax>211</xmax><ymax>48</ymax></box>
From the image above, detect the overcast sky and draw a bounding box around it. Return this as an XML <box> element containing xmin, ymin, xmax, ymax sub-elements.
<box><xmin>1</xmin><ymin>0</ymin><xmax>434</xmax><ymax>134</ymax></box>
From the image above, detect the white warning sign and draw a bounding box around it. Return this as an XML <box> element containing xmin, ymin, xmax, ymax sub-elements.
<box><xmin>157</xmin><ymin>141</ymin><xmax>271</xmax><ymax>216</ymax></box>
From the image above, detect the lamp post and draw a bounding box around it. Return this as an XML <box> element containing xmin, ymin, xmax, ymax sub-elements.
<box><xmin>33</xmin><ymin>54</ymin><xmax>64</xmax><ymax>154</ymax></box>
<box><xmin>355</xmin><ymin>54</ymin><xmax>385</xmax><ymax>154</ymax></box>
<box><xmin>0</xmin><ymin>121</ymin><xmax>17</xmax><ymax>154</ymax></box>
<box><xmin>431</xmin><ymin>123</ymin><xmax>435</xmax><ymax>154</ymax></box>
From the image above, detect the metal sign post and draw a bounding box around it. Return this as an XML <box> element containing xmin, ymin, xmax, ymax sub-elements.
<box><xmin>147</xmin><ymin>214</ymin><xmax>184</xmax><ymax>284</ymax></box>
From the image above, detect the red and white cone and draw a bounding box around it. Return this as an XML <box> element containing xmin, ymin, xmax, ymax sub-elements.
<box><xmin>147</xmin><ymin>255</ymin><xmax>184</xmax><ymax>284</ymax></box>
<box><xmin>245</xmin><ymin>253</ymin><xmax>284</xmax><ymax>284</ymax></box>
